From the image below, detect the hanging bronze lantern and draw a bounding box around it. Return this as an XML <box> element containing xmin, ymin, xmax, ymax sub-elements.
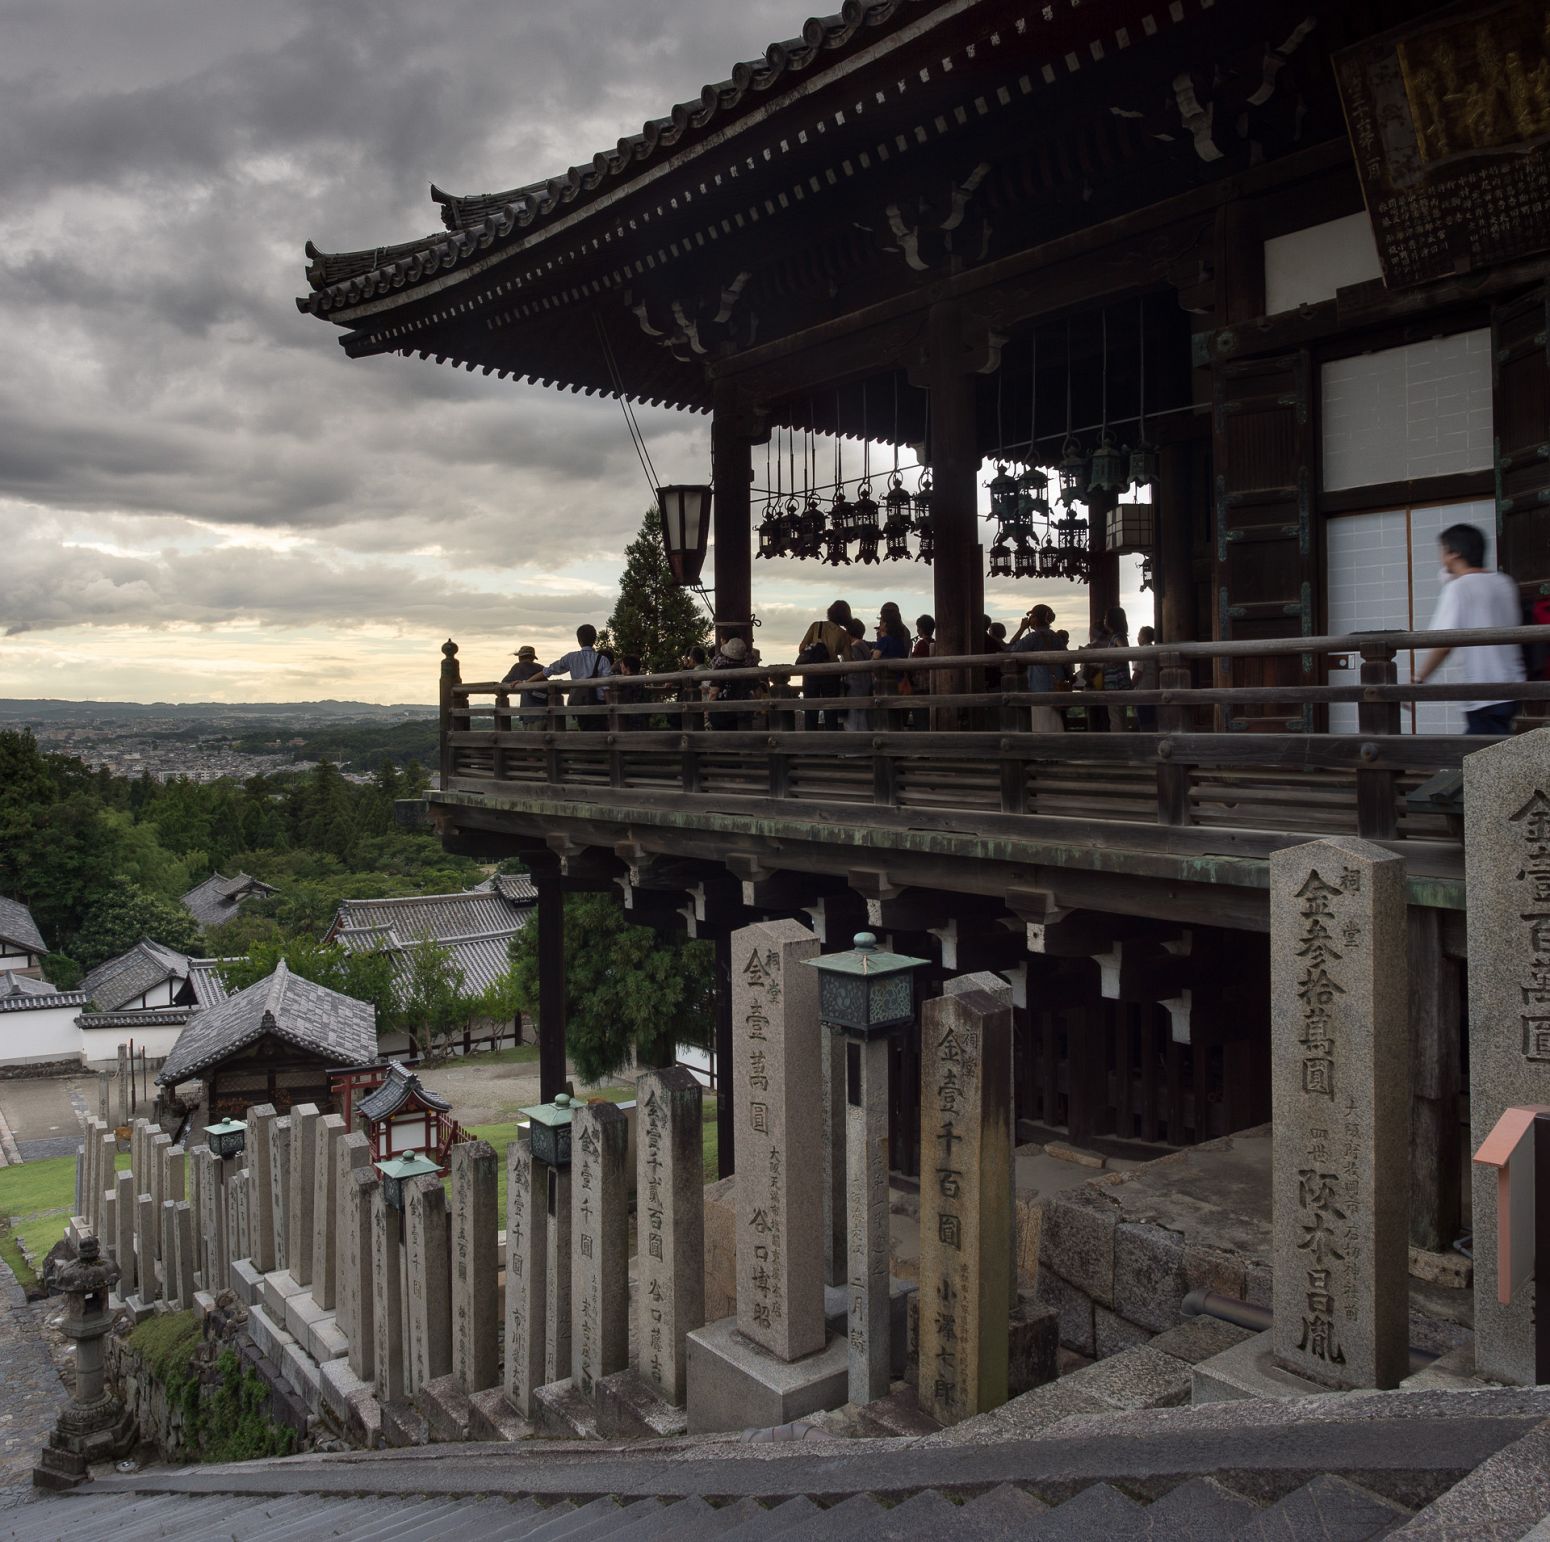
<box><xmin>1013</xmin><ymin>541</ymin><xmax>1040</xmax><ymax>579</ymax></box>
<box><xmin>883</xmin><ymin>475</ymin><xmax>912</xmax><ymax>561</ymax></box>
<box><xmin>988</xmin><ymin>463</ymin><xmax>1019</xmax><ymax>530</ymax></box>
<box><xmin>1058</xmin><ymin>437</ymin><xmax>1088</xmax><ymax>507</ymax></box>
<box><xmin>823</xmin><ymin>525</ymin><xmax>851</xmax><ymax>566</ymax></box>
<box><xmin>1088</xmin><ymin>430</ymin><xmax>1128</xmax><ymax>494</ymax></box>
<box><xmin>1128</xmin><ymin>439</ymin><xmax>1159</xmax><ymax>491</ymax></box>
<box><xmin>856</xmin><ymin>527</ymin><xmax>882</xmax><ymax>564</ymax></box>
<box><xmin>1017</xmin><ymin>464</ymin><xmax>1051</xmax><ymax>522</ymax></box>
<box><xmin>988</xmin><ymin>538</ymin><xmax>1013</xmax><ymax>578</ymax></box>
<box><xmin>756</xmin><ymin>505</ymin><xmax>782</xmax><ymax>560</ymax></box>
<box><xmin>850</xmin><ymin>482</ymin><xmax>881</xmax><ymax>546</ymax></box>
<box><xmin>797</xmin><ymin>496</ymin><xmax>826</xmax><ymax>559</ymax></box>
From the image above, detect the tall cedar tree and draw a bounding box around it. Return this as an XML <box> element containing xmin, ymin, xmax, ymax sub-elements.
<box><xmin>605</xmin><ymin>507</ymin><xmax>710</xmax><ymax>674</ymax></box>
<box><xmin>507</xmin><ymin>892</ymin><xmax>714</xmax><ymax>1083</ymax></box>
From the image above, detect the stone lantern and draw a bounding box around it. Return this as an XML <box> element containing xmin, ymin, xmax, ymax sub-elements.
<box><xmin>808</xmin><ymin>933</ymin><xmax>927</xmax><ymax>1403</ymax></box>
<box><xmin>521</xmin><ymin>1091</ymin><xmax>577</xmax><ymax>1169</ymax></box>
<box><xmin>375</xmin><ymin>1149</ymin><xmax>439</xmax><ymax>1213</ymax></box>
<box><xmin>33</xmin><ymin>1236</ymin><xmax>135</xmax><ymax>1489</ymax></box>
<box><xmin>205</xmin><ymin>1116</ymin><xmax>247</xmax><ymax>1161</ymax></box>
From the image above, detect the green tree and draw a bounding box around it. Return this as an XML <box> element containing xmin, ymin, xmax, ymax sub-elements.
<box><xmin>217</xmin><ymin>937</ymin><xmax>399</xmax><ymax>1034</ymax></box>
<box><xmin>507</xmin><ymin>892</ymin><xmax>714</xmax><ymax>1083</ymax></box>
<box><xmin>73</xmin><ymin>876</ymin><xmax>202</xmax><ymax>972</ymax></box>
<box><xmin>605</xmin><ymin>507</ymin><xmax>710</xmax><ymax>673</ymax></box>
<box><xmin>396</xmin><ymin>938</ymin><xmax>469</xmax><ymax>1059</ymax></box>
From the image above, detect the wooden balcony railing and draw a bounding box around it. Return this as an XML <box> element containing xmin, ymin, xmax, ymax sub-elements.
<box><xmin>439</xmin><ymin>626</ymin><xmax>1550</xmax><ymax>845</ymax></box>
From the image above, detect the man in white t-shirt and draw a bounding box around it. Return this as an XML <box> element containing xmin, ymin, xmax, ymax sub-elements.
<box><xmin>1415</xmin><ymin>523</ymin><xmax>1524</xmax><ymax>735</ymax></box>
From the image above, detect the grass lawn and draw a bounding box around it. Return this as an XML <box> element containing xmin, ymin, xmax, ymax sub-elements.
<box><xmin>0</xmin><ymin>1149</ymin><xmax>131</xmax><ymax>1290</ymax></box>
<box><xmin>457</xmin><ymin>1043</ymin><xmax>539</xmax><ymax>1069</ymax></box>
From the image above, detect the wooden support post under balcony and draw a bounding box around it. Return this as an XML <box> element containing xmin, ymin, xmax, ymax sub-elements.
<box><xmin>712</xmin><ymin>386</ymin><xmax>759</xmax><ymax>645</ymax></box>
<box><xmin>1155</xmin><ymin>652</ymin><xmax>1193</xmax><ymax>826</ymax></box>
<box><xmin>1356</xmin><ymin>642</ymin><xmax>1401</xmax><ymax>839</ymax></box>
<box><xmin>534</xmin><ymin>861</ymin><xmax>567</xmax><ymax>1104</ymax></box>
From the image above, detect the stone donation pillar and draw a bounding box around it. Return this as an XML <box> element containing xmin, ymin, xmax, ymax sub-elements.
<box><xmin>451</xmin><ymin>1139</ymin><xmax>499</xmax><ymax>1395</ymax></box>
<box><xmin>918</xmin><ymin>984</ymin><xmax>1014</xmax><ymax>1423</ymax></box>
<box><xmin>504</xmin><ymin>1137</ymin><xmax>547</xmax><ymax>1419</ymax></box>
<box><xmin>636</xmin><ymin>1068</ymin><xmax>705</xmax><ymax>1406</ymax></box>
<box><xmin>571</xmin><ymin>1101</ymin><xmax>628</xmax><ymax>1396</ymax></box>
<box><xmin>1465</xmin><ymin>728</ymin><xmax>1550</xmax><ymax>1383</ymax></box>
<box><xmin>686</xmin><ymin>918</ymin><xmax>847</xmax><ymax>1433</ymax></box>
<box><xmin>1269</xmin><ymin>836</ymin><xmax>1408</xmax><ymax>1390</ymax></box>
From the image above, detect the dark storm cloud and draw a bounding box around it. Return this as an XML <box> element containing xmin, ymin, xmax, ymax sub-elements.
<box><xmin>1</xmin><ymin>0</ymin><xmax>804</xmax><ymax>625</ymax></box>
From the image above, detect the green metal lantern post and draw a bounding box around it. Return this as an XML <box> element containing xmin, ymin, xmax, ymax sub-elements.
<box><xmin>376</xmin><ymin>1149</ymin><xmax>439</xmax><ymax>1214</ymax></box>
<box><xmin>808</xmin><ymin>932</ymin><xmax>928</xmax><ymax>1403</ymax></box>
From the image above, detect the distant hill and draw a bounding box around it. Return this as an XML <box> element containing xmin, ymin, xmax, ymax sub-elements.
<box><xmin>0</xmin><ymin>699</ymin><xmax>436</xmax><ymax>724</ymax></box>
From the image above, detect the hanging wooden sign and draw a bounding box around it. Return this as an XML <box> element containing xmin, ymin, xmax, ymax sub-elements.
<box><xmin>1334</xmin><ymin>0</ymin><xmax>1550</xmax><ymax>290</ymax></box>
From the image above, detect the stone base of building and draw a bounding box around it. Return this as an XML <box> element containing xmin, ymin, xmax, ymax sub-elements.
<box><xmin>685</xmin><ymin>1317</ymin><xmax>849</xmax><ymax>1435</ymax></box>
<box><xmin>596</xmin><ymin>1368</ymin><xmax>689</xmax><ymax>1440</ymax></box>
<box><xmin>262</xmin><ymin>1268</ymin><xmax>306</xmax><ymax>1323</ymax></box>
<box><xmin>1191</xmin><ymin>1329</ymin><xmax>1335</xmax><ymax>1404</ymax></box>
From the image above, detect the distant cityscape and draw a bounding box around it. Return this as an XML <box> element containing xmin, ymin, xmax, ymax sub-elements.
<box><xmin>1</xmin><ymin>700</ymin><xmax>439</xmax><ymax>784</ymax></box>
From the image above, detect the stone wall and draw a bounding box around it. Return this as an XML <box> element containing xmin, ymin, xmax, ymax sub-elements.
<box><xmin>109</xmin><ymin>1298</ymin><xmax>307</xmax><ymax>1464</ymax></box>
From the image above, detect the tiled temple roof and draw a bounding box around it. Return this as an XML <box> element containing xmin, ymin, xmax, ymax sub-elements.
<box><xmin>181</xmin><ymin>872</ymin><xmax>277</xmax><ymax>930</ymax></box>
<box><xmin>357</xmin><ymin>1060</ymin><xmax>453</xmax><ymax>1122</ymax></box>
<box><xmin>297</xmin><ymin>0</ymin><xmax>930</xmax><ymax>316</ymax></box>
<box><xmin>0</xmin><ymin>991</ymin><xmax>88</xmax><ymax>1015</ymax></box>
<box><xmin>158</xmin><ymin>961</ymin><xmax>375</xmax><ymax>1085</ymax></box>
<box><xmin>0</xmin><ymin>896</ymin><xmax>46</xmax><ymax>956</ymax></box>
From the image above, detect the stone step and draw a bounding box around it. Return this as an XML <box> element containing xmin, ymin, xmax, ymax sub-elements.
<box><xmin>832</xmin><ymin>1489</ymin><xmax>959</xmax><ymax>1539</ymax></box>
<box><xmin>605</xmin><ymin>1497</ymin><xmax>764</xmax><ymax>1542</ymax></box>
<box><xmin>1139</xmin><ymin>1477</ymin><xmax>1262</xmax><ymax>1538</ymax></box>
<box><xmin>1028</xmin><ymin>1482</ymin><xmax>1146</xmax><ymax>1539</ymax></box>
<box><xmin>383</xmin><ymin>1496</ymin><xmax>549</xmax><ymax>1542</ymax></box>
<box><xmin>333</xmin><ymin>1495</ymin><xmax>475</xmax><ymax>1542</ymax></box>
<box><xmin>236</xmin><ymin>1493</ymin><xmax>363</xmax><ymax>1540</ymax></box>
<box><xmin>520</xmin><ymin>1495</ymin><xmax>643</xmax><ymax>1542</ymax></box>
<box><xmin>780</xmin><ymin>1493</ymin><xmax>885</xmax><ymax>1537</ymax></box>
<box><xmin>1231</xmin><ymin>1474</ymin><xmax>1411</xmax><ymax>1540</ymax></box>
<box><xmin>960</xmin><ymin>1482</ymin><xmax>1051</xmax><ymax>1532</ymax></box>
<box><xmin>118</xmin><ymin>1494</ymin><xmax>271</xmax><ymax>1540</ymax></box>
<box><xmin>712</xmin><ymin>1495</ymin><xmax>823</xmax><ymax>1541</ymax></box>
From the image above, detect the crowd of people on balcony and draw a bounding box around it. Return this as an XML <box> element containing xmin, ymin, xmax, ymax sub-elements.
<box><xmin>500</xmin><ymin>604</ymin><xmax>1159</xmax><ymax>733</ymax></box>
<box><xmin>494</xmin><ymin>523</ymin><xmax>1530</xmax><ymax>739</ymax></box>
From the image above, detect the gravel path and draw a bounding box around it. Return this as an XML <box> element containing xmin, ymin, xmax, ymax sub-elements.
<box><xmin>0</xmin><ymin>1258</ymin><xmax>69</xmax><ymax>1509</ymax></box>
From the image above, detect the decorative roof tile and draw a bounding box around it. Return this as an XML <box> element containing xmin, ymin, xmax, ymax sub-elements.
<box><xmin>157</xmin><ymin>961</ymin><xmax>376</xmax><ymax>1085</ymax></box>
<box><xmin>0</xmin><ymin>991</ymin><xmax>88</xmax><ymax>1015</ymax></box>
<box><xmin>1</xmin><ymin>971</ymin><xmax>56</xmax><ymax>998</ymax></box>
<box><xmin>0</xmin><ymin>896</ymin><xmax>46</xmax><ymax>956</ymax></box>
<box><xmin>78</xmin><ymin>1007</ymin><xmax>191</xmax><ymax>1029</ymax></box>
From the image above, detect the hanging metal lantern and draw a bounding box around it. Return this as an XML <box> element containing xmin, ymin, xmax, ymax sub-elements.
<box><xmin>850</xmin><ymin>483</ymin><xmax>881</xmax><ymax>545</ymax></box>
<box><xmin>779</xmin><ymin>498</ymin><xmax>803</xmax><ymax>554</ymax></box>
<box><xmin>856</xmin><ymin>527</ymin><xmax>882</xmax><ymax>564</ymax></box>
<box><xmin>988</xmin><ymin>463</ymin><xmax>1019</xmax><ymax>530</ymax></box>
<box><xmin>1013</xmin><ymin>541</ymin><xmax>1040</xmax><ymax>579</ymax></box>
<box><xmin>912</xmin><ymin>469</ymin><xmax>934</xmax><ymax>563</ymax></box>
<box><xmin>988</xmin><ymin>538</ymin><xmax>1013</xmax><ymax>578</ymax></box>
<box><xmin>1139</xmin><ymin>554</ymin><xmax>1155</xmax><ymax>592</ymax></box>
<box><xmin>657</xmin><ymin>484</ymin><xmax>713</xmax><ymax>585</ymax></box>
<box><xmin>1058</xmin><ymin>438</ymin><xmax>1088</xmax><ymax>507</ymax></box>
<box><xmin>797</xmin><ymin>496</ymin><xmax>826</xmax><ymax>559</ymax></box>
<box><xmin>1088</xmin><ymin>431</ymin><xmax>1128</xmax><ymax>494</ymax></box>
<box><xmin>883</xmin><ymin>476</ymin><xmax>912</xmax><ymax>560</ymax></box>
<box><xmin>1128</xmin><ymin>438</ymin><xmax>1159</xmax><ymax>491</ymax></box>
<box><xmin>828</xmin><ymin>487</ymin><xmax>853</xmax><ymax>546</ymax></box>
<box><xmin>756</xmin><ymin>505</ymin><xmax>783</xmax><ymax>560</ymax></box>
<box><xmin>1017</xmin><ymin>464</ymin><xmax>1051</xmax><ymax>522</ymax></box>
<box><xmin>823</xmin><ymin>525</ymin><xmax>851</xmax><ymax>566</ymax></box>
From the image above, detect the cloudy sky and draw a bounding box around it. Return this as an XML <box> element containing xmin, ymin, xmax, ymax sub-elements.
<box><xmin>0</xmin><ymin>0</ymin><xmax>1149</xmax><ymax>706</ymax></box>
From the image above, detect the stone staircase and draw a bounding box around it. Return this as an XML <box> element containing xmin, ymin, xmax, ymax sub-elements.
<box><xmin>8</xmin><ymin>1383</ymin><xmax>1550</xmax><ymax>1541</ymax></box>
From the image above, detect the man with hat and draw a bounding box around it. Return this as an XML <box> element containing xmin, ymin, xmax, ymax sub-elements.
<box><xmin>501</xmin><ymin>645</ymin><xmax>547</xmax><ymax>728</ymax></box>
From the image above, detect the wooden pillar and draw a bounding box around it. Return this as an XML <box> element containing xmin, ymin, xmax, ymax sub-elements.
<box><xmin>1087</xmin><ymin>488</ymin><xmax>1121</xmax><ymax>638</ymax></box>
<box><xmin>1156</xmin><ymin>440</ymin><xmax>1199</xmax><ymax>645</ymax></box>
<box><xmin>535</xmin><ymin>863</ymin><xmax>567</xmax><ymax>1104</ymax></box>
<box><xmin>924</xmin><ymin>303</ymin><xmax>986</xmax><ymax>670</ymax></box>
<box><xmin>1408</xmin><ymin>907</ymin><xmax>1462</xmax><ymax>1252</ymax></box>
<box><xmin>714</xmin><ymin>926</ymin><xmax>735</xmax><ymax>1180</ymax></box>
<box><xmin>712</xmin><ymin>388</ymin><xmax>759</xmax><ymax>646</ymax></box>
<box><xmin>439</xmin><ymin>640</ymin><xmax>460</xmax><ymax>790</ymax></box>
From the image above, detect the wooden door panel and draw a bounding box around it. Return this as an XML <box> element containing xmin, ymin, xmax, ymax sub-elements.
<box><xmin>1212</xmin><ymin>350</ymin><xmax>1317</xmax><ymax>731</ymax></box>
